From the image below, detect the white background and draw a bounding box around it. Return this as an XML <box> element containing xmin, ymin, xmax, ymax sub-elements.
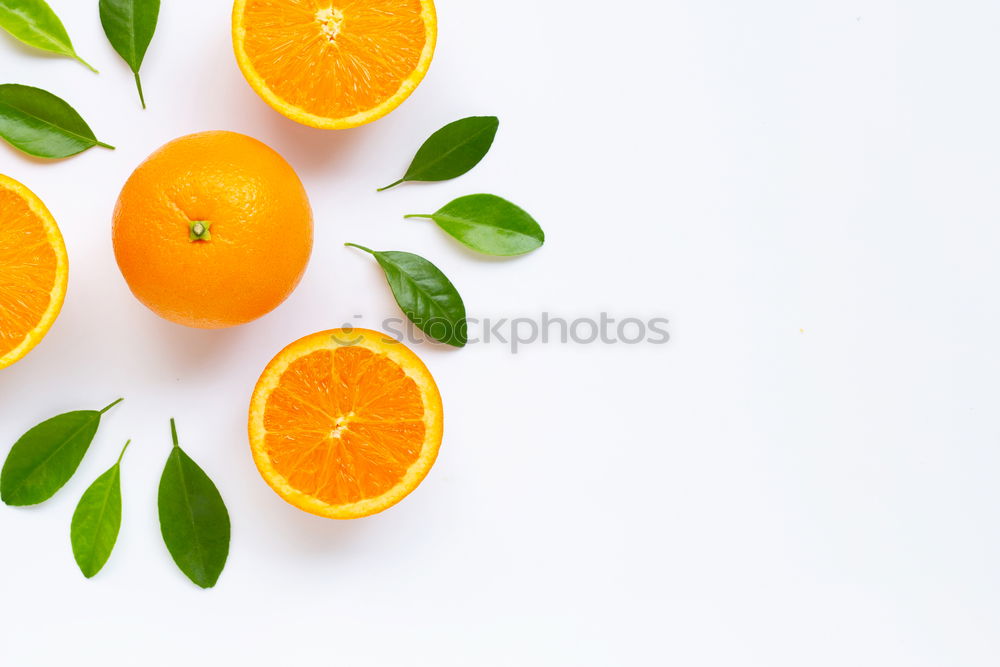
<box><xmin>1</xmin><ymin>0</ymin><xmax>998</xmax><ymax>664</ymax></box>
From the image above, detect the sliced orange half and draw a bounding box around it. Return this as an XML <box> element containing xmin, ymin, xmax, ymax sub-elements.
<box><xmin>232</xmin><ymin>0</ymin><xmax>437</xmax><ymax>129</ymax></box>
<box><xmin>0</xmin><ymin>175</ymin><xmax>68</xmax><ymax>370</ymax></box>
<box><xmin>248</xmin><ymin>328</ymin><xmax>443</xmax><ymax>519</ymax></box>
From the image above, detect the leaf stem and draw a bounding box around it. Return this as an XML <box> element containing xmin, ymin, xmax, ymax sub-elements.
<box><xmin>376</xmin><ymin>179</ymin><xmax>405</xmax><ymax>192</ymax></box>
<box><xmin>99</xmin><ymin>398</ymin><xmax>124</xmax><ymax>414</ymax></box>
<box><xmin>134</xmin><ymin>72</ymin><xmax>146</xmax><ymax>110</ymax></box>
<box><xmin>75</xmin><ymin>55</ymin><xmax>99</xmax><ymax>74</ymax></box>
<box><xmin>95</xmin><ymin>140</ymin><xmax>116</xmax><ymax>150</ymax></box>
<box><xmin>344</xmin><ymin>242</ymin><xmax>375</xmax><ymax>255</ymax></box>
<box><xmin>403</xmin><ymin>214</ymin><xmax>432</xmax><ymax>220</ymax></box>
<box><xmin>170</xmin><ymin>419</ymin><xmax>179</xmax><ymax>448</ymax></box>
<box><xmin>116</xmin><ymin>440</ymin><xmax>132</xmax><ymax>465</ymax></box>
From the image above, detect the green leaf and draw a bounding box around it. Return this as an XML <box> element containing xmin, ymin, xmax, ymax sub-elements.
<box><xmin>70</xmin><ymin>440</ymin><xmax>130</xmax><ymax>579</ymax></box>
<box><xmin>379</xmin><ymin>116</ymin><xmax>499</xmax><ymax>191</ymax></box>
<box><xmin>406</xmin><ymin>194</ymin><xmax>545</xmax><ymax>256</ymax></box>
<box><xmin>346</xmin><ymin>243</ymin><xmax>468</xmax><ymax>347</ymax></box>
<box><xmin>158</xmin><ymin>419</ymin><xmax>230</xmax><ymax>589</ymax></box>
<box><xmin>0</xmin><ymin>84</ymin><xmax>115</xmax><ymax>158</ymax></box>
<box><xmin>0</xmin><ymin>0</ymin><xmax>97</xmax><ymax>72</ymax></box>
<box><xmin>0</xmin><ymin>398</ymin><xmax>124</xmax><ymax>506</ymax></box>
<box><xmin>99</xmin><ymin>0</ymin><xmax>160</xmax><ymax>109</ymax></box>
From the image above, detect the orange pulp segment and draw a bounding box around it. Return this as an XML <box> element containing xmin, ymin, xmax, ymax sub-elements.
<box><xmin>232</xmin><ymin>0</ymin><xmax>437</xmax><ymax>129</ymax></box>
<box><xmin>0</xmin><ymin>175</ymin><xmax>68</xmax><ymax>369</ymax></box>
<box><xmin>248</xmin><ymin>329</ymin><xmax>443</xmax><ymax>518</ymax></box>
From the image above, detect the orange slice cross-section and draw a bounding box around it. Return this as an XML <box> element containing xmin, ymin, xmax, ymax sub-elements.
<box><xmin>233</xmin><ymin>0</ymin><xmax>437</xmax><ymax>129</ymax></box>
<box><xmin>248</xmin><ymin>329</ymin><xmax>443</xmax><ymax>518</ymax></box>
<box><xmin>0</xmin><ymin>175</ymin><xmax>68</xmax><ymax>370</ymax></box>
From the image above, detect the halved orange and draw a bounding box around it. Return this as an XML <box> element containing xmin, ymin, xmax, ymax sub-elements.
<box><xmin>248</xmin><ymin>328</ymin><xmax>443</xmax><ymax>519</ymax></box>
<box><xmin>232</xmin><ymin>0</ymin><xmax>437</xmax><ymax>129</ymax></box>
<box><xmin>0</xmin><ymin>175</ymin><xmax>68</xmax><ymax>370</ymax></box>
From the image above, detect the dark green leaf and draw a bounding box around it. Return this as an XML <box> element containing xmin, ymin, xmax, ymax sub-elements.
<box><xmin>379</xmin><ymin>116</ymin><xmax>499</xmax><ymax>191</ymax></box>
<box><xmin>346</xmin><ymin>243</ymin><xmax>467</xmax><ymax>347</ymax></box>
<box><xmin>71</xmin><ymin>440</ymin><xmax>130</xmax><ymax>578</ymax></box>
<box><xmin>0</xmin><ymin>398</ymin><xmax>124</xmax><ymax>506</ymax></box>
<box><xmin>99</xmin><ymin>0</ymin><xmax>160</xmax><ymax>108</ymax></box>
<box><xmin>406</xmin><ymin>194</ymin><xmax>545</xmax><ymax>256</ymax></box>
<box><xmin>158</xmin><ymin>419</ymin><xmax>230</xmax><ymax>589</ymax></box>
<box><xmin>0</xmin><ymin>84</ymin><xmax>115</xmax><ymax>158</ymax></box>
<box><xmin>0</xmin><ymin>0</ymin><xmax>97</xmax><ymax>72</ymax></box>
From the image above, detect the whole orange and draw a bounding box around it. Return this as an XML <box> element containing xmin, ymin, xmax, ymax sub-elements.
<box><xmin>112</xmin><ymin>131</ymin><xmax>313</xmax><ymax>329</ymax></box>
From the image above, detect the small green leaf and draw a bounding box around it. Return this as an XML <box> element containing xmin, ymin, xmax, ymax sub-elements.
<box><xmin>379</xmin><ymin>116</ymin><xmax>499</xmax><ymax>191</ymax></box>
<box><xmin>158</xmin><ymin>419</ymin><xmax>230</xmax><ymax>589</ymax></box>
<box><xmin>346</xmin><ymin>243</ymin><xmax>468</xmax><ymax>347</ymax></box>
<box><xmin>406</xmin><ymin>194</ymin><xmax>545</xmax><ymax>256</ymax></box>
<box><xmin>99</xmin><ymin>0</ymin><xmax>160</xmax><ymax>109</ymax></box>
<box><xmin>71</xmin><ymin>440</ymin><xmax>130</xmax><ymax>579</ymax></box>
<box><xmin>0</xmin><ymin>84</ymin><xmax>115</xmax><ymax>158</ymax></box>
<box><xmin>0</xmin><ymin>398</ymin><xmax>124</xmax><ymax>506</ymax></box>
<box><xmin>0</xmin><ymin>0</ymin><xmax>97</xmax><ymax>72</ymax></box>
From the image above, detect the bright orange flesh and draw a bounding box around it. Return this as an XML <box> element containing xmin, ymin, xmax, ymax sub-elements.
<box><xmin>0</xmin><ymin>176</ymin><xmax>67</xmax><ymax>369</ymax></box>
<box><xmin>233</xmin><ymin>0</ymin><xmax>437</xmax><ymax>129</ymax></box>
<box><xmin>249</xmin><ymin>329</ymin><xmax>443</xmax><ymax>519</ymax></box>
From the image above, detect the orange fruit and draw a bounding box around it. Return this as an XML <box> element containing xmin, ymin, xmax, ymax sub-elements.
<box><xmin>248</xmin><ymin>328</ymin><xmax>443</xmax><ymax>519</ymax></box>
<box><xmin>0</xmin><ymin>175</ymin><xmax>68</xmax><ymax>370</ymax></box>
<box><xmin>112</xmin><ymin>131</ymin><xmax>313</xmax><ymax>329</ymax></box>
<box><xmin>232</xmin><ymin>0</ymin><xmax>437</xmax><ymax>129</ymax></box>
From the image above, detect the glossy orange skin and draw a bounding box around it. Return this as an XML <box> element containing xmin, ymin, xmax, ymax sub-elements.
<box><xmin>112</xmin><ymin>131</ymin><xmax>313</xmax><ymax>329</ymax></box>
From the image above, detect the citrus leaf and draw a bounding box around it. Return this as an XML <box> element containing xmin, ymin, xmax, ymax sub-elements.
<box><xmin>99</xmin><ymin>0</ymin><xmax>160</xmax><ymax>108</ymax></box>
<box><xmin>406</xmin><ymin>194</ymin><xmax>545</xmax><ymax>256</ymax></box>
<box><xmin>378</xmin><ymin>116</ymin><xmax>499</xmax><ymax>191</ymax></box>
<box><xmin>70</xmin><ymin>440</ymin><xmax>130</xmax><ymax>578</ymax></box>
<box><xmin>0</xmin><ymin>0</ymin><xmax>97</xmax><ymax>72</ymax></box>
<box><xmin>0</xmin><ymin>398</ymin><xmax>124</xmax><ymax>506</ymax></box>
<box><xmin>346</xmin><ymin>243</ymin><xmax>467</xmax><ymax>347</ymax></box>
<box><xmin>0</xmin><ymin>84</ymin><xmax>115</xmax><ymax>158</ymax></box>
<box><xmin>158</xmin><ymin>419</ymin><xmax>230</xmax><ymax>589</ymax></box>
